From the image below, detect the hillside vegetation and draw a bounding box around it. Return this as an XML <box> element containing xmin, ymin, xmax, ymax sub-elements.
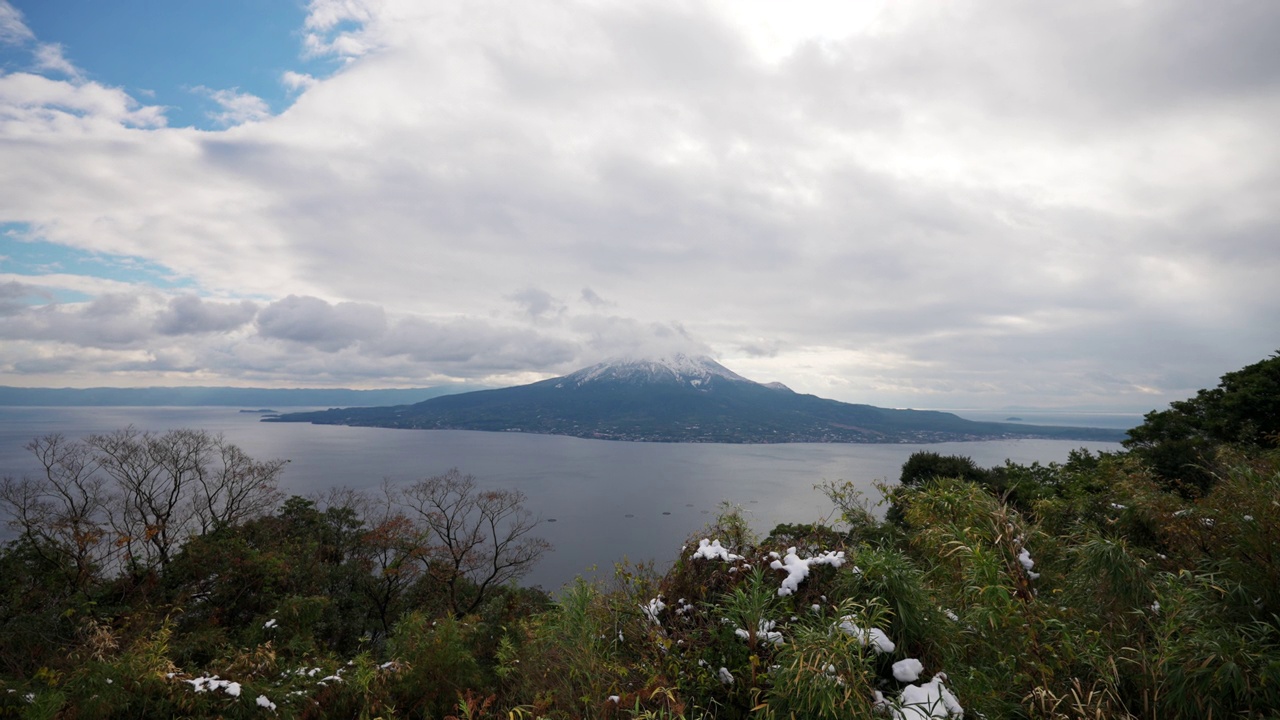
<box><xmin>1</xmin><ymin>352</ymin><xmax>1278</xmax><ymax>719</ymax></box>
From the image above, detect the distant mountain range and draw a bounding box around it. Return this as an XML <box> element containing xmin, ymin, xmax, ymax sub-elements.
<box><xmin>0</xmin><ymin>386</ymin><xmax>471</xmax><ymax>407</ymax></box>
<box><xmin>268</xmin><ymin>355</ymin><xmax>1129</xmax><ymax>444</ymax></box>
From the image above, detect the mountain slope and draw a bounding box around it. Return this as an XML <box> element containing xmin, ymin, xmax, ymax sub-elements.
<box><xmin>268</xmin><ymin>355</ymin><xmax>1127</xmax><ymax>443</ymax></box>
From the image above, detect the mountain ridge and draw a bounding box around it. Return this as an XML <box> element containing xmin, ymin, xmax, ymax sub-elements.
<box><xmin>0</xmin><ymin>385</ymin><xmax>473</xmax><ymax>407</ymax></box>
<box><xmin>267</xmin><ymin>355</ymin><xmax>1128</xmax><ymax>443</ymax></box>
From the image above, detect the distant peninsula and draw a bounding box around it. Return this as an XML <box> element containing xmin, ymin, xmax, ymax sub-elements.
<box><xmin>268</xmin><ymin>355</ymin><xmax>1129</xmax><ymax>444</ymax></box>
<box><xmin>0</xmin><ymin>386</ymin><xmax>473</xmax><ymax>408</ymax></box>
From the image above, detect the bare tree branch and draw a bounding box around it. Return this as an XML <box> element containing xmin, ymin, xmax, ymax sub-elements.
<box><xmin>0</xmin><ymin>434</ymin><xmax>112</xmax><ymax>590</ymax></box>
<box><xmin>0</xmin><ymin>427</ymin><xmax>293</xmax><ymax>575</ymax></box>
<box><xmin>401</xmin><ymin>469</ymin><xmax>551</xmax><ymax>616</ymax></box>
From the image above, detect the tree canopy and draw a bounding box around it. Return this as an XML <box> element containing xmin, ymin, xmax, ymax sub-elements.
<box><xmin>1124</xmin><ymin>350</ymin><xmax>1280</xmax><ymax>494</ymax></box>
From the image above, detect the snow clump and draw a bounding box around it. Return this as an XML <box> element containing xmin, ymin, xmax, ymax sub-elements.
<box><xmin>256</xmin><ymin>695</ymin><xmax>277</xmax><ymax>711</ymax></box>
<box><xmin>691</xmin><ymin>539</ymin><xmax>743</xmax><ymax>562</ymax></box>
<box><xmin>718</xmin><ymin>667</ymin><xmax>735</xmax><ymax>685</ymax></box>
<box><xmin>734</xmin><ymin>619</ymin><xmax>784</xmax><ymax>646</ymax></box>
<box><xmin>837</xmin><ymin>617</ymin><xmax>896</xmax><ymax>654</ymax></box>
<box><xmin>641</xmin><ymin>596</ymin><xmax>666</xmax><ymax>625</ymax></box>
<box><xmin>1017</xmin><ymin>547</ymin><xmax>1040</xmax><ymax>581</ymax></box>
<box><xmin>770</xmin><ymin>547</ymin><xmax>845</xmax><ymax>596</ymax></box>
<box><xmin>894</xmin><ymin>673</ymin><xmax>963</xmax><ymax>719</ymax></box>
<box><xmin>893</xmin><ymin>658</ymin><xmax>925</xmax><ymax>683</ymax></box>
<box><xmin>186</xmin><ymin>677</ymin><xmax>241</xmax><ymax>697</ymax></box>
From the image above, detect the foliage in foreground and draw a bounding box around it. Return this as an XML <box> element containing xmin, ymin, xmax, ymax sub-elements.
<box><xmin>2</xmin><ymin>352</ymin><xmax>1280</xmax><ymax>718</ymax></box>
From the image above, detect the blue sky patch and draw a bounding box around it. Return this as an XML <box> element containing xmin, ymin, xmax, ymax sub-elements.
<box><xmin>2</xmin><ymin>0</ymin><xmax>338</xmax><ymax>129</ymax></box>
<box><xmin>1</xmin><ymin>224</ymin><xmax>194</xmax><ymax>298</ymax></box>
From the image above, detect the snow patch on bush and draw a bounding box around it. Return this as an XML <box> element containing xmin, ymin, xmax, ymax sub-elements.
<box><xmin>734</xmin><ymin>619</ymin><xmax>784</xmax><ymax>646</ymax></box>
<box><xmin>837</xmin><ymin>617</ymin><xmax>895</xmax><ymax>654</ymax></box>
<box><xmin>893</xmin><ymin>658</ymin><xmax>925</xmax><ymax>682</ymax></box>
<box><xmin>691</xmin><ymin>539</ymin><xmax>743</xmax><ymax>562</ymax></box>
<box><xmin>770</xmin><ymin>547</ymin><xmax>845</xmax><ymax>596</ymax></box>
<box><xmin>894</xmin><ymin>673</ymin><xmax>963</xmax><ymax>719</ymax></box>
<box><xmin>641</xmin><ymin>596</ymin><xmax>666</xmax><ymax>625</ymax></box>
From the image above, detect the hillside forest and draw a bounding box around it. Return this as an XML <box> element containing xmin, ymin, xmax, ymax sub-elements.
<box><xmin>1</xmin><ymin>352</ymin><xmax>1278</xmax><ymax>719</ymax></box>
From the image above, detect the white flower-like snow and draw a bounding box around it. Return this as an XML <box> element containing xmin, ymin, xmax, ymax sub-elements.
<box><xmin>770</xmin><ymin>547</ymin><xmax>845</xmax><ymax>596</ymax></box>
<box><xmin>894</xmin><ymin>673</ymin><xmax>963</xmax><ymax>719</ymax></box>
<box><xmin>186</xmin><ymin>676</ymin><xmax>241</xmax><ymax>697</ymax></box>
<box><xmin>1017</xmin><ymin>548</ymin><xmax>1040</xmax><ymax>581</ymax></box>
<box><xmin>641</xmin><ymin>596</ymin><xmax>666</xmax><ymax>625</ymax></box>
<box><xmin>837</xmin><ymin>617</ymin><xmax>896</xmax><ymax>654</ymax></box>
<box><xmin>893</xmin><ymin>658</ymin><xmax>925</xmax><ymax>683</ymax></box>
<box><xmin>691</xmin><ymin>539</ymin><xmax>744</xmax><ymax>562</ymax></box>
<box><xmin>734</xmin><ymin>619</ymin><xmax>784</xmax><ymax>646</ymax></box>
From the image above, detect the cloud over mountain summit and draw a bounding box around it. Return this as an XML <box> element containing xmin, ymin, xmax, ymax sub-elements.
<box><xmin>0</xmin><ymin>0</ymin><xmax>1277</xmax><ymax>409</ymax></box>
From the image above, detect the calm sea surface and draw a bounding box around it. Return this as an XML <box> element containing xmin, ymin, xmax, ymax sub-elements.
<box><xmin>0</xmin><ymin>407</ymin><xmax>1132</xmax><ymax>590</ymax></box>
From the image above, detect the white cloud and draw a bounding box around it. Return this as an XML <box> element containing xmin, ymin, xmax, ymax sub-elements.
<box><xmin>0</xmin><ymin>292</ymin><xmax>158</xmax><ymax>348</ymax></box>
<box><xmin>32</xmin><ymin>43</ymin><xmax>82</xmax><ymax>80</ymax></box>
<box><xmin>304</xmin><ymin>0</ymin><xmax>379</xmax><ymax>32</ymax></box>
<box><xmin>281</xmin><ymin>71</ymin><xmax>318</xmax><ymax>92</ymax></box>
<box><xmin>256</xmin><ymin>295</ymin><xmax>386</xmax><ymax>351</ymax></box>
<box><xmin>192</xmin><ymin>86</ymin><xmax>272</xmax><ymax>126</ymax></box>
<box><xmin>0</xmin><ymin>0</ymin><xmax>34</xmax><ymax>46</ymax></box>
<box><xmin>302</xmin><ymin>0</ymin><xmax>382</xmax><ymax>59</ymax></box>
<box><xmin>507</xmin><ymin>287</ymin><xmax>563</xmax><ymax>319</ymax></box>
<box><xmin>155</xmin><ymin>295</ymin><xmax>259</xmax><ymax>335</ymax></box>
<box><xmin>0</xmin><ymin>0</ymin><xmax>1276</xmax><ymax>408</ymax></box>
<box><xmin>0</xmin><ymin>72</ymin><xmax>168</xmax><ymax>129</ymax></box>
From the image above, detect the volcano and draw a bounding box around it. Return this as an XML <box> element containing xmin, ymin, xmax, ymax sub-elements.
<box><xmin>267</xmin><ymin>354</ymin><xmax>1125</xmax><ymax>444</ymax></box>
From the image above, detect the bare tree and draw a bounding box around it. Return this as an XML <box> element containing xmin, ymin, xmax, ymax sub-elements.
<box><xmin>88</xmin><ymin>427</ymin><xmax>198</xmax><ymax>570</ymax></box>
<box><xmin>401</xmin><ymin>469</ymin><xmax>551</xmax><ymax>617</ymax></box>
<box><xmin>192</xmin><ymin>440</ymin><xmax>286</xmax><ymax>535</ymax></box>
<box><xmin>84</xmin><ymin>427</ymin><xmax>287</xmax><ymax>571</ymax></box>
<box><xmin>0</xmin><ymin>426</ymin><xmax>290</xmax><ymax>575</ymax></box>
<box><xmin>359</xmin><ymin>485</ymin><xmax>427</xmax><ymax>633</ymax></box>
<box><xmin>0</xmin><ymin>434</ymin><xmax>112</xmax><ymax>590</ymax></box>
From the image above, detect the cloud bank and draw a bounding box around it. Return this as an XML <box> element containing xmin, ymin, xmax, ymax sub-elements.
<box><xmin>0</xmin><ymin>0</ymin><xmax>1277</xmax><ymax>410</ymax></box>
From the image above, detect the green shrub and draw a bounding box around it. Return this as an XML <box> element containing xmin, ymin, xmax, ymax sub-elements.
<box><xmin>388</xmin><ymin>612</ymin><xmax>483</xmax><ymax>718</ymax></box>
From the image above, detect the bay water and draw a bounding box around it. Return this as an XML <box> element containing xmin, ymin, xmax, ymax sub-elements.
<box><xmin>0</xmin><ymin>407</ymin><xmax>1131</xmax><ymax>590</ymax></box>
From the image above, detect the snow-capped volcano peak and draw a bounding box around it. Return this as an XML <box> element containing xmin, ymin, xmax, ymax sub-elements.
<box><xmin>560</xmin><ymin>353</ymin><xmax>752</xmax><ymax>388</ymax></box>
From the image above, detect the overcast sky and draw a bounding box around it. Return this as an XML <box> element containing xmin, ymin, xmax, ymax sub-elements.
<box><xmin>1</xmin><ymin>0</ymin><xmax>1276</xmax><ymax>411</ymax></box>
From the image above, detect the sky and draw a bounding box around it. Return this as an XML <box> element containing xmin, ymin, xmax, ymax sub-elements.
<box><xmin>0</xmin><ymin>0</ymin><xmax>1277</xmax><ymax>412</ymax></box>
